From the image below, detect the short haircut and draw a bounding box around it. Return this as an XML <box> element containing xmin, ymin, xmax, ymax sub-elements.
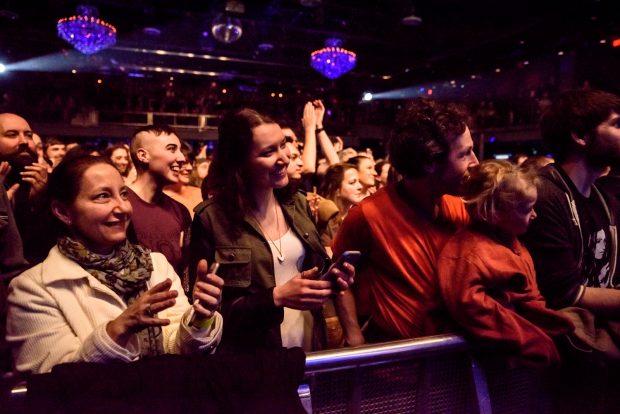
<box><xmin>541</xmin><ymin>89</ymin><xmax>620</xmax><ymax>161</ymax></box>
<box><xmin>129</xmin><ymin>124</ymin><xmax>177</xmax><ymax>171</ymax></box>
<box><xmin>462</xmin><ymin>160</ymin><xmax>537</xmax><ymax>225</ymax></box>
<box><xmin>44</xmin><ymin>137</ymin><xmax>65</xmax><ymax>149</ymax></box>
<box><xmin>389</xmin><ymin>98</ymin><xmax>467</xmax><ymax>179</ymax></box>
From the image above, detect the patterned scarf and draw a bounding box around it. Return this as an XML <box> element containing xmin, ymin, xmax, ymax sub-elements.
<box><xmin>58</xmin><ymin>237</ymin><xmax>164</xmax><ymax>357</ymax></box>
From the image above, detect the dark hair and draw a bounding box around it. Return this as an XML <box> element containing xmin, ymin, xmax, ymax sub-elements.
<box><xmin>44</xmin><ymin>137</ymin><xmax>65</xmax><ymax>151</ymax></box>
<box><xmin>203</xmin><ymin>108</ymin><xmax>278</xmax><ymax>228</ymax></box>
<box><xmin>104</xmin><ymin>144</ymin><xmax>132</xmax><ymax>177</ymax></box>
<box><xmin>180</xmin><ymin>141</ymin><xmax>195</xmax><ymax>164</ymax></box>
<box><xmin>319</xmin><ymin>163</ymin><xmax>357</xmax><ymax>205</ymax></box>
<box><xmin>129</xmin><ymin>124</ymin><xmax>177</xmax><ymax>171</ymax></box>
<box><xmin>388</xmin><ymin>98</ymin><xmax>467</xmax><ymax>179</ymax></box>
<box><xmin>46</xmin><ymin>154</ymin><xmax>115</xmax><ymax>234</ymax></box>
<box><xmin>541</xmin><ymin>89</ymin><xmax>620</xmax><ymax>161</ymax></box>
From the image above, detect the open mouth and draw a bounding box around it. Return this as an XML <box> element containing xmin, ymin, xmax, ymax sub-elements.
<box><xmin>170</xmin><ymin>165</ymin><xmax>181</xmax><ymax>174</ymax></box>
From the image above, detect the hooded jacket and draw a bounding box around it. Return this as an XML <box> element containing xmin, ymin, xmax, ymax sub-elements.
<box><xmin>522</xmin><ymin>164</ymin><xmax>617</xmax><ymax>309</ymax></box>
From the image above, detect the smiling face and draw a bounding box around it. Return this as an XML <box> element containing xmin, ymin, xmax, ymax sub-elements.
<box><xmin>53</xmin><ymin>163</ymin><xmax>133</xmax><ymax>254</ymax></box>
<box><xmin>247</xmin><ymin>123</ymin><xmax>290</xmax><ymax>191</ymax></box>
<box><xmin>286</xmin><ymin>142</ymin><xmax>303</xmax><ymax>180</ymax></box>
<box><xmin>178</xmin><ymin>159</ymin><xmax>194</xmax><ymax>185</ymax></box>
<box><xmin>134</xmin><ymin>131</ymin><xmax>186</xmax><ymax>185</ymax></box>
<box><xmin>46</xmin><ymin>144</ymin><xmax>66</xmax><ymax>167</ymax></box>
<box><xmin>357</xmin><ymin>157</ymin><xmax>377</xmax><ymax>188</ymax></box>
<box><xmin>110</xmin><ymin>147</ymin><xmax>130</xmax><ymax>174</ymax></box>
<box><xmin>338</xmin><ymin>168</ymin><xmax>364</xmax><ymax>207</ymax></box>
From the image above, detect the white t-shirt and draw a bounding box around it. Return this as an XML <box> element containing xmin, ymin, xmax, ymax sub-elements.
<box><xmin>267</xmin><ymin>229</ymin><xmax>314</xmax><ymax>350</ymax></box>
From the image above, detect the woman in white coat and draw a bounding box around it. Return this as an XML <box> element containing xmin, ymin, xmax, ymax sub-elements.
<box><xmin>6</xmin><ymin>154</ymin><xmax>223</xmax><ymax>374</ymax></box>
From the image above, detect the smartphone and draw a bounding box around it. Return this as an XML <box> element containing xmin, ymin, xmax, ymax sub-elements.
<box><xmin>319</xmin><ymin>250</ymin><xmax>361</xmax><ymax>282</ymax></box>
<box><xmin>189</xmin><ymin>261</ymin><xmax>220</xmax><ymax>325</ymax></box>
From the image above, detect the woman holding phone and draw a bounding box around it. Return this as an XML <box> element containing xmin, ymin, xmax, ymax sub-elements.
<box><xmin>190</xmin><ymin>108</ymin><xmax>355</xmax><ymax>353</ymax></box>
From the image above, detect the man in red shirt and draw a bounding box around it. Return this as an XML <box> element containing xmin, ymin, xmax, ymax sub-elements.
<box><xmin>333</xmin><ymin>98</ymin><xmax>479</xmax><ymax>345</ymax></box>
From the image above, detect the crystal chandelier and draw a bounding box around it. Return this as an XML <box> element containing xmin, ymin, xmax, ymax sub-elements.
<box><xmin>310</xmin><ymin>38</ymin><xmax>356</xmax><ymax>79</ymax></box>
<box><xmin>211</xmin><ymin>14</ymin><xmax>243</xmax><ymax>44</ymax></box>
<box><xmin>57</xmin><ymin>5</ymin><xmax>117</xmax><ymax>55</ymax></box>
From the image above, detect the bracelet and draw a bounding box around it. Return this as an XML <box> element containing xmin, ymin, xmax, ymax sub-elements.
<box><xmin>190</xmin><ymin>314</ymin><xmax>215</xmax><ymax>331</ymax></box>
<box><xmin>315</xmin><ymin>127</ymin><xmax>325</xmax><ymax>134</ymax></box>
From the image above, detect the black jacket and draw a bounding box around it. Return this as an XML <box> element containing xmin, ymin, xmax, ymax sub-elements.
<box><xmin>522</xmin><ymin>164</ymin><xmax>617</xmax><ymax>309</ymax></box>
<box><xmin>189</xmin><ymin>192</ymin><xmax>330</xmax><ymax>353</ymax></box>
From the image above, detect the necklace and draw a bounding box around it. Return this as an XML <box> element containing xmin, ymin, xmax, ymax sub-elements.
<box><xmin>254</xmin><ymin>203</ymin><xmax>286</xmax><ymax>263</ymax></box>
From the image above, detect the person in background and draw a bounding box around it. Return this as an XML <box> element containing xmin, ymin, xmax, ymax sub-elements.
<box><xmin>6</xmin><ymin>155</ymin><xmax>223</xmax><ymax>374</ymax></box>
<box><xmin>191</xmin><ymin>108</ymin><xmax>354</xmax><ymax>353</ymax></box>
<box><xmin>43</xmin><ymin>137</ymin><xmax>66</xmax><ymax>171</ymax></box>
<box><xmin>375</xmin><ymin>159</ymin><xmax>392</xmax><ymax>188</ymax></box>
<box><xmin>333</xmin><ymin>98</ymin><xmax>478</xmax><ymax>346</ymax></box>
<box><xmin>105</xmin><ymin>144</ymin><xmax>132</xmax><ymax>180</ymax></box>
<box><xmin>348</xmin><ymin>155</ymin><xmax>377</xmax><ymax>198</ymax></box>
<box><xmin>164</xmin><ymin>142</ymin><xmax>203</xmax><ymax>217</ymax></box>
<box><xmin>317</xmin><ymin>163</ymin><xmax>364</xmax><ymax>254</ymax></box>
<box><xmin>438</xmin><ymin>160</ymin><xmax>573</xmax><ymax>367</ymax></box>
<box><xmin>520</xmin><ymin>155</ymin><xmax>554</xmax><ymax>174</ymax></box>
<box><xmin>127</xmin><ymin>125</ymin><xmax>191</xmax><ymax>278</ymax></box>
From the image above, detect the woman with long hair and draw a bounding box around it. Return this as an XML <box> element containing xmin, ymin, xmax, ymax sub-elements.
<box><xmin>191</xmin><ymin>108</ymin><xmax>354</xmax><ymax>352</ymax></box>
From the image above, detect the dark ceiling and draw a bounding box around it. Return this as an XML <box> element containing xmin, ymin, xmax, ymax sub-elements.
<box><xmin>0</xmin><ymin>0</ymin><xmax>618</xmax><ymax>92</ymax></box>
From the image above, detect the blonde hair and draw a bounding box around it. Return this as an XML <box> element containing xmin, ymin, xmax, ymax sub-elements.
<box><xmin>462</xmin><ymin>160</ymin><xmax>537</xmax><ymax>225</ymax></box>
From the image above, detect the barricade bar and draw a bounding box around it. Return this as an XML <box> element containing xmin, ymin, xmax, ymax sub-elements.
<box><xmin>305</xmin><ymin>334</ymin><xmax>469</xmax><ymax>373</ymax></box>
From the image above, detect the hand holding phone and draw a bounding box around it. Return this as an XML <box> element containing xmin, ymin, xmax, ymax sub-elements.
<box><xmin>320</xmin><ymin>251</ymin><xmax>360</xmax><ymax>293</ymax></box>
<box><xmin>190</xmin><ymin>261</ymin><xmax>222</xmax><ymax>326</ymax></box>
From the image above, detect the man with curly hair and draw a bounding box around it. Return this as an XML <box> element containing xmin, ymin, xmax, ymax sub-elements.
<box><xmin>333</xmin><ymin>98</ymin><xmax>479</xmax><ymax>345</ymax></box>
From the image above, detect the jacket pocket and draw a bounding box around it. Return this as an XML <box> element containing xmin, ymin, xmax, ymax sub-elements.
<box><xmin>215</xmin><ymin>246</ymin><xmax>252</xmax><ymax>288</ymax></box>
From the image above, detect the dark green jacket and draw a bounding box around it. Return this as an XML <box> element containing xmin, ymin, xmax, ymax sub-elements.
<box><xmin>189</xmin><ymin>192</ymin><xmax>331</xmax><ymax>353</ymax></box>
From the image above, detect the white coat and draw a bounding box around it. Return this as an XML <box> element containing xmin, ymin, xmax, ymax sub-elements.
<box><xmin>6</xmin><ymin>246</ymin><xmax>223</xmax><ymax>374</ymax></box>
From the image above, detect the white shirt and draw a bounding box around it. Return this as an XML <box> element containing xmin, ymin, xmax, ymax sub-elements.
<box><xmin>267</xmin><ymin>229</ymin><xmax>314</xmax><ymax>350</ymax></box>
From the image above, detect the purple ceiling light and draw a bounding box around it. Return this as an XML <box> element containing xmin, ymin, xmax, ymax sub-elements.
<box><xmin>310</xmin><ymin>38</ymin><xmax>356</xmax><ymax>79</ymax></box>
<box><xmin>57</xmin><ymin>5</ymin><xmax>117</xmax><ymax>55</ymax></box>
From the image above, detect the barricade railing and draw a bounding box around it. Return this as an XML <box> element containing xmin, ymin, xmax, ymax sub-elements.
<box><xmin>8</xmin><ymin>334</ymin><xmax>547</xmax><ymax>414</ymax></box>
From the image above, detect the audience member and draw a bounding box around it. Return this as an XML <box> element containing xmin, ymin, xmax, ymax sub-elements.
<box><xmin>6</xmin><ymin>155</ymin><xmax>223</xmax><ymax>374</ymax></box>
<box><xmin>333</xmin><ymin>98</ymin><xmax>478</xmax><ymax>345</ymax></box>
<box><xmin>105</xmin><ymin>144</ymin><xmax>132</xmax><ymax>179</ymax></box>
<box><xmin>523</xmin><ymin>89</ymin><xmax>620</xmax><ymax>412</ymax></box>
<box><xmin>317</xmin><ymin>163</ymin><xmax>364</xmax><ymax>252</ymax></box>
<box><xmin>43</xmin><ymin>137</ymin><xmax>66</xmax><ymax>170</ymax></box>
<box><xmin>438</xmin><ymin>160</ymin><xmax>574</xmax><ymax>367</ymax></box>
<box><xmin>127</xmin><ymin>125</ymin><xmax>192</xmax><ymax>277</ymax></box>
<box><xmin>190</xmin><ymin>108</ymin><xmax>354</xmax><ymax>353</ymax></box>
<box><xmin>348</xmin><ymin>155</ymin><xmax>377</xmax><ymax>198</ymax></box>
<box><xmin>164</xmin><ymin>142</ymin><xmax>203</xmax><ymax>217</ymax></box>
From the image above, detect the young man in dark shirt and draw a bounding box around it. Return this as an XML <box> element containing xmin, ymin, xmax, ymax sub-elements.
<box><xmin>128</xmin><ymin>125</ymin><xmax>192</xmax><ymax>277</ymax></box>
<box><xmin>522</xmin><ymin>89</ymin><xmax>620</xmax><ymax>412</ymax></box>
<box><xmin>523</xmin><ymin>90</ymin><xmax>620</xmax><ymax>312</ymax></box>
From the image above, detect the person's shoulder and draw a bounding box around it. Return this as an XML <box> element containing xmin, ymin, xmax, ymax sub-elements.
<box><xmin>441</xmin><ymin>229</ymin><xmax>485</xmax><ymax>258</ymax></box>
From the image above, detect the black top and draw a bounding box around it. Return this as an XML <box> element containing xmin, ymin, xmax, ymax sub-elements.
<box><xmin>522</xmin><ymin>164</ymin><xmax>617</xmax><ymax>308</ymax></box>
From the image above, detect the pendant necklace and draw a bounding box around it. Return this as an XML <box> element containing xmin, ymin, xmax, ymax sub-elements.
<box><xmin>255</xmin><ymin>203</ymin><xmax>285</xmax><ymax>263</ymax></box>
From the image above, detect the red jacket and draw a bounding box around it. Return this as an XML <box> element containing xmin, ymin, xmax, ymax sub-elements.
<box><xmin>438</xmin><ymin>229</ymin><xmax>575</xmax><ymax>367</ymax></box>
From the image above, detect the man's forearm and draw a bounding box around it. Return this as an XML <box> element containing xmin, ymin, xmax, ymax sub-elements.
<box><xmin>334</xmin><ymin>290</ymin><xmax>365</xmax><ymax>346</ymax></box>
<box><xmin>577</xmin><ymin>286</ymin><xmax>620</xmax><ymax>318</ymax></box>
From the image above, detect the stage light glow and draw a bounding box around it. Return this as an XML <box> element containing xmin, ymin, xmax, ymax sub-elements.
<box><xmin>0</xmin><ymin>64</ymin><xmax>5</xmax><ymax>73</ymax></box>
<box><xmin>362</xmin><ymin>92</ymin><xmax>373</xmax><ymax>101</ymax></box>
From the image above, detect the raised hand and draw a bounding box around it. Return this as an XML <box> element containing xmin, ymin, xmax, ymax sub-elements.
<box><xmin>20</xmin><ymin>162</ymin><xmax>48</xmax><ymax>199</ymax></box>
<box><xmin>192</xmin><ymin>259</ymin><xmax>224</xmax><ymax>321</ymax></box>
<box><xmin>106</xmin><ymin>278</ymin><xmax>178</xmax><ymax>347</ymax></box>
<box><xmin>302</xmin><ymin>102</ymin><xmax>316</xmax><ymax>131</ymax></box>
<box><xmin>313</xmin><ymin>100</ymin><xmax>326</xmax><ymax>129</ymax></box>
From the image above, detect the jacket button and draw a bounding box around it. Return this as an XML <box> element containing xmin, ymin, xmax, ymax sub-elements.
<box><xmin>227</xmin><ymin>253</ymin><xmax>236</xmax><ymax>260</ymax></box>
<box><xmin>303</xmin><ymin>232</ymin><xmax>309</xmax><ymax>238</ymax></box>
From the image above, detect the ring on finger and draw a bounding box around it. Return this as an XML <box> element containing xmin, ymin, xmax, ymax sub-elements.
<box><xmin>146</xmin><ymin>303</ymin><xmax>153</xmax><ymax>317</ymax></box>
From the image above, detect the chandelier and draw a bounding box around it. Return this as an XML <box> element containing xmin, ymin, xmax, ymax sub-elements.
<box><xmin>57</xmin><ymin>5</ymin><xmax>117</xmax><ymax>55</ymax></box>
<box><xmin>310</xmin><ymin>38</ymin><xmax>356</xmax><ymax>79</ymax></box>
<box><xmin>211</xmin><ymin>14</ymin><xmax>243</xmax><ymax>44</ymax></box>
